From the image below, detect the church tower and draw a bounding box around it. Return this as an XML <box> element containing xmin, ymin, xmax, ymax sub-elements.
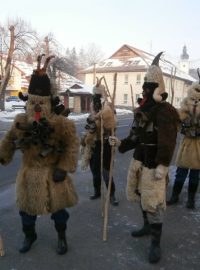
<box><xmin>179</xmin><ymin>45</ymin><xmax>190</xmax><ymax>74</ymax></box>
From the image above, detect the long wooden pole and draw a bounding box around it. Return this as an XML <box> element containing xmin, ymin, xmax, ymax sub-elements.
<box><xmin>93</xmin><ymin>63</ymin><xmax>96</xmax><ymax>85</ymax></box>
<box><xmin>170</xmin><ymin>67</ymin><xmax>176</xmax><ymax>105</ymax></box>
<box><xmin>100</xmin><ymin>102</ymin><xmax>105</xmax><ymax>216</ymax></box>
<box><xmin>0</xmin><ymin>234</ymin><xmax>5</xmax><ymax>256</ymax></box>
<box><xmin>102</xmin><ymin>76</ymin><xmax>112</xmax><ymax>102</ymax></box>
<box><xmin>103</xmin><ymin>73</ymin><xmax>117</xmax><ymax>241</ymax></box>
<box><xmin>130</xmin><ymin>84</ymin><xmax>134</xmax><ymax>111</ymax></box>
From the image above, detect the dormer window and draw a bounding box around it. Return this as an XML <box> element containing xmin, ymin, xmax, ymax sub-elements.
<box><xmin>98</xmin><ymin>62</ymin><xmax>105</xmax><ymax>66</ymax></box>
<box><xmin>125</xmin><ymin>61</ymin><xmax>132</xmax><ymax>66</ymax></box>
<box><xmin>132</xmin><ymin>60</ymin><xmax>140</xmax><ymax>65</ymax></box>
<box><xmin>106</xmin><ymin>62</ymin><xmax>112</xmax><ymax>67</ymax></box>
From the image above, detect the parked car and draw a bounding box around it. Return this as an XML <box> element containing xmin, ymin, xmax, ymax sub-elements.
<box><xmin>6</xmin><ymin>96</ymin><xmax>20</xmax><ymax>102</ymax></box>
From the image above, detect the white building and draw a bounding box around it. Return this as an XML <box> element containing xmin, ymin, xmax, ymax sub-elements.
<box><xmin>82</xmin><ymin>44</ymin><xmax>196</xmax><ymax>108</ymax></box>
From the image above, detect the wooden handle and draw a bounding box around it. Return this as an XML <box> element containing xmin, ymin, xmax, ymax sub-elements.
<box><xmin>0</xmin><ymin>235</ymin><xmax>5</xmax><ymax>257</ymax></box>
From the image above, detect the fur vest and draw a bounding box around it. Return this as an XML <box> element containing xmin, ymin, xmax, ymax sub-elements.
<box><xmin>0</xmin><ymin>113</ymin><xmax>79</xmax><ymax>215</ymax></box>
<box><xmin>119</xmin><ymin>102</ymin><xmax>179</xmax><ymax>167</ymax></box>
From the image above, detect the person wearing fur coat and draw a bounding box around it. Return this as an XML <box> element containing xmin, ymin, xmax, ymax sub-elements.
<box><xmin>109</xmin><ymin>52</ymin><xmax>179</xmax><ymax>263</ymax></box>
<box><xmin>80</xmin><ymin>79</ymin><xmax>119</xmax><ymax>206</ymax></box>
<box><xmin>167</xmin><ymin>70</ymin><xmax>200</xmax><ymax>209</ymax></box>
<box><xmin>0</xmin><ymin>55</ymin><xmax>79</xmax><ymax>255</ymax></box>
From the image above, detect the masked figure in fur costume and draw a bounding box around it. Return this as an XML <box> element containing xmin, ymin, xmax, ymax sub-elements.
<box><xmin>0</xmin><ymin>55</ymin><xmax>79</xmax><ymax>255</ymax></box>
<box><xmin>80</xmin><ymin>78</ymin><xmax>119</xmax><ymax>206</ymax></box>
<box><xmin>167</xmin><ymin>69</ymin><xmax>200</xmax><ymax>209</ymax></box>
<box><xmin>109</xmin><ymin>52</ymin><xmax>179</xmax><ymax>263</ymax></box>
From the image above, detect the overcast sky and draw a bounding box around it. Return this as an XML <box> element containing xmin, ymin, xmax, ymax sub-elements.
<box><xmin>0</xmin><ymin>0</ymin><xmax>200</xmax><ymax>64</ymax></box>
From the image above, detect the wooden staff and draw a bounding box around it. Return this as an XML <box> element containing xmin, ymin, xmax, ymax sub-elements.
<box><xmin>170</xmin><ymin>66</ymin><xmax>176</xmax><ymax>105</ymax></box>
<box><xmin>100</xmin><ymin>100</ymin><xmax>105</xmax><ymax>216</ymax></box>
<box><xmin>130</xmin><ymin>84</ymin><xmax>134</xmax><ymax>111</ymax></box>
<box><xmin>102</xmin><ymin>76</ymin><xmax>112</xmax><ymax>102</ymax></box>
<box><xmin>0</xmin><ymin>234</ymin><xmax>5</xmax><ymax>256</ymax></box>
<box><xmin>103</xmin><ymin>73</ymin><xmax>117</xmax><ymax>241</ymax></box>
<box><xmin>93</xmin><ymin>76</ymin><xmax>106</xmax><ymax>215</ymax></box>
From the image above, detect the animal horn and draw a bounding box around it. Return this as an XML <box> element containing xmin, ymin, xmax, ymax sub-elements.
<box><xmin>37</xmin><ymin>54</ymin><xmax>45</xmax><ymax>70</ymax></box>
<box><xmin>99</xmin><ymin>76</ymin><xmax>104</xmax><ymax>84</ymax></box>
<box><xmin>96</xmin><ymin>77</ymin><xmax>100</xmax><ymax>86</ymax></box>
<box><xmin>43</xmin><ymin>55</ymin><xmax>55</xmax><ymax>71</ymax></box>
<box><xmin>197</xmin><ymin>68</ymin><xmax>200</xmax><ymax>84</ymax></box>
<box><xmin>152</xmin><ymin>52</ymin><xmax>164</xmax><ymax>66</ymax></box>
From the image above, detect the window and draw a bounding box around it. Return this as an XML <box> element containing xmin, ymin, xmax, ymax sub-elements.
<box><xmin>136</xmin><ymin>74</ymin><xmax>141</xmax><ymax>84</ymax></box>
<box><xmin>175</xmin><ymin>97</ymin><xmax>180</xmax><ymax>103</ymax></box>
<box><xmin>98</xmin><ymin>62</ymin><xmax>105</xmax><ymax>66</ymax></box>
<box><xmin>132</xmin><ymin>60</ymin><xmax>140</xmax><ymax>65</ymax></box>
<box><xmin>136</xmin><ymin>94</ymin><xmax>141</xmax><ymax>103</ymax></box>
<box><xmin>124</xmin><ymin>74</ymin><xmax>128</xmax><ymax>85</ymax></box>
<box><xmin>68</xmin><ymin>97</ymin><xmax>74</xmax><ymax>109</ymax></box>
<box><xmin>123</xmin><ymin>94</ymin><xmax>128</xmax><ymax>104</ymax></box>
<box><xmin>105</xmin><ymin>62</ymin><xmax>112</xmax><ymax>67</ymax></box>
<box><xmin>175</xmin><ymin>97</ymin><xmax>181</xmax><ymax>107</ymax></box>
<box><xmin>124</xmin><ymin>61</ymin><xmax>132</xmax><ymax>66</ymax></box>
<box><xmin>136</xmin><ymin>94</ymin><xmax>140</xmax><ymax>100</ymax></box>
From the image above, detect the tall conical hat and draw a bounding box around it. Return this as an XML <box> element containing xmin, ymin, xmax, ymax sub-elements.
<box><xmin>144</xmin><ymin>52</ymin><xmax>166</xmax><ymax>102</ymax></box>
<box><xmin>186</xmin><ymin>68</ymin><xmax>200</xmax><ymax>99</ymax></box>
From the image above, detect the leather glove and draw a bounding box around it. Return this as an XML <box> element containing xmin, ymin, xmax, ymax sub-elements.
<box><xmin>155</xmin><ymin>164</ymin><xmax>168</xmax><ymax>180</ymax></box>
<box><xmin>108</xmin><ymin>136</ymin><xmax>121</xmax><ymax>147</ymax></box>
<box><xmin>53</xmin><ymin>168</ymin><xmax>67</xmax><ymax>182</ymax></box>
<box><xmin>0</xmin><ymin>158</ymin><xmax>5</xmax><ymax>165</ymax></box>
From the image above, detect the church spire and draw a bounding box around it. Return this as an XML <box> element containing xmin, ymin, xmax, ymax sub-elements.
<box><xmin>180</xmin><ymin>45</ymin><xmax>189</xmax><ymax>60</ymax></box>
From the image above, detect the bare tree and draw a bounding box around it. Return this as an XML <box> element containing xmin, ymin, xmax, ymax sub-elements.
<box><xmin>42</xmin><ymin>34</ymin><xmax>78</xmax><ymax>87</ymax></box>
<box><xmin>0</xmin><ymin>25</ymin><xmax>15</xmax><ymax>110</ymax></box>
<box><xmin>0</xmin><ymin>18</ymin><xmax>38</xmax><ymax>110</ymax></box>
<box><xmin>84</xmin><ymin>43</ymin><xmax>105</xmax><ymax>66</ymax></box>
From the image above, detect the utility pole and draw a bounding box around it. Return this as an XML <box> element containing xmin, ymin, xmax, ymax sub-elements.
<box><xmin>44</xmin><ymin>36</ymin><xmax>50</xmax><ymax>57</ymax></box>
<box><xmin>93</xmin><ymin>63</ymin><xmax>96</xmax><ymax>84</ymax></box>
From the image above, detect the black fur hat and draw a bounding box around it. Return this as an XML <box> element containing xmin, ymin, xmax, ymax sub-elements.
<box><xmin>28</xmin><ymin>73</ymin><xmax>51</xmax><ymax>96</ymax></box>
<box><xmin>28</xmin><ymin>54</ymin><xmax>54</xmax><ymax>96</ymax></box>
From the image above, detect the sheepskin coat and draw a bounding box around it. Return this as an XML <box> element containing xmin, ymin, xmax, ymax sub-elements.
<box><xmin>175</xmin><ymin>84</ymin><xmax>200</xmax><ymax>169</ymax></box>
<box><xmin>119</xmin><ymin>101</ymin><xmax>179</xmax><ymax>213</ymax></box>
<box><xmin>81</xmin><ymin>101</ymin><xmax>116</xmax><ymax>171</ymax></box>
<box><xmin>0</xmin><ymin>113</ymin><xmax>79</xmax><ymax>215</ymax></box>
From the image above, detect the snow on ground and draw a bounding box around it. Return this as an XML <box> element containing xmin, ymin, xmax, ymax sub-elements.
<box><xmin>0</xmin><ymin>101</ymin><xmax>133</xmax><ymax>122</ymax></box>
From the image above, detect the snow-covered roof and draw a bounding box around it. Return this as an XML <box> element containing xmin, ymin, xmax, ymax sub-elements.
<box><xmin>189</xmin><ymin>59</ymin><xmax>200</xmax><ymax>69</ymax></box>
<box><xmin>57</xmin><ymin>72</ymin><xmax>93</xmax><ymax>94</ymax></box>
<box><xmin>83</xmin><ymin>44</ymin><xmax>196</xmax><ymax>83</ymax></box>
<box><xmin>14</xmin><ymin>60</ymin><xmax>34</xmax><ymax>77</ymax></box>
